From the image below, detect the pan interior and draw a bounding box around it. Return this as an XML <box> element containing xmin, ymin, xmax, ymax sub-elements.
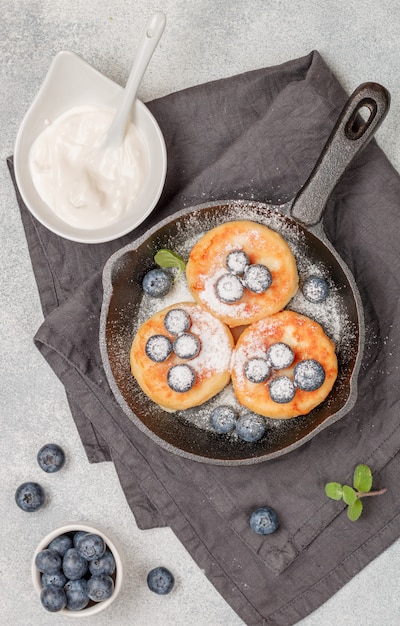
<box><xmin>102</xmin><ymin>201</ymin><xmax>361</xmax><ymax>464</ymax></box>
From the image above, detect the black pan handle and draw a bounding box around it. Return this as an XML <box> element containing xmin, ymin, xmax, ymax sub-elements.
<box><xmin>290</xmin><ymin>82</ymin><xmax>390</xmax><ymax>226</ymax></box>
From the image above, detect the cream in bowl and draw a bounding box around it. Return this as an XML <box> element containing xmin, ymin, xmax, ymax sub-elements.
<box><xmin>31</xmin><ymin>522</ymin><xmax>123</xmax><ymax>616</ymax></box>
<box><xmin>29</xmin><ymin>104</ymin><xmax>149</xmax><ymax>231</ymax></box>
<box><xmin>14</xmin><ymin>49</ymin><xmax>167</xmax><ymax>244</ymax></box>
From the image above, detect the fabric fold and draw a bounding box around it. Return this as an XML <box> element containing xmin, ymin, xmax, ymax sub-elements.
<box><xmin>8</xmin><ymin>49</ymin><xmax>400</xmax><ymax>624</ymax></box>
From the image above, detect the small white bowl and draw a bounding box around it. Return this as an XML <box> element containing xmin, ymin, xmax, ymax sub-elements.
<box><xmin>32</xmin><ymin>521</ymin><xmax>124</xmax><ymax>617</ymax></box>
<box><xmin>14</xmin><ymin>50</ymin><xmax>167</xmax><ymax>244</ymax></box>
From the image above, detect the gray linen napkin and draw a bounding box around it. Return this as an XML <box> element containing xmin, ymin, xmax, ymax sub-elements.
<box><xmin>7</xmin><ymin>51</ymin><xmax>400</xmax><ymax>625</ymax></box>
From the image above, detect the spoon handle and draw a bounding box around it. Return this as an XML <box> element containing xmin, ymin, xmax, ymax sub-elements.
<box><xmin>106</xmin><ymin>12</ymin><xmax>166</xmax><ymax>146</ymax></box>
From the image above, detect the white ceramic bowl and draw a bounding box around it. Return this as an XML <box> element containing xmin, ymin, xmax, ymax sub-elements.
<box><xmin>14</xmin><ymin>50</ymin><xmax>167</xmax><ymax>244</ymax></box>
<box><xmin>32</xmin><ymin>521</ymin><xmax>124</xmax><ymax>617</ymax></box>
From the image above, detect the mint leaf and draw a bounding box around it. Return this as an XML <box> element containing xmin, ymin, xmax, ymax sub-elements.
<box><xmin>325</xmin><ymin>463</ymin><xmax>386</xmax><ymax>522</ymax></box>
<box><xmin>353</xmin><ymin>464</ymin><xmax>372</xmax><ymax>492</ymax></box>
<box><xmin>342</xmin><ymin>485</ymin><xmax>357</xmax><ymax>505</ymax></box>
<box><xmin>347</xmin><ymin>499</ymin><xmax>363</xmax><ymax>521</ymax></box>
<box><xmin>325</xmin><ymin>482</ymin><xmax>343</xmax><ymax>501</ymax></box>
<box><xmin>154</xmin><ymin>249</ymin><xmax>186</xmax><ymax>277</ymax></box>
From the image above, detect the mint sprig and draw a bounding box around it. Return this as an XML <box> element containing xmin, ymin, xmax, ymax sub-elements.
<box><xmin>154</xmin><ymin>249</ymin><xmax>186</xmax><ymax>279</ymax></box>
<box><xmin>325</xmin><ymin>464</ymin><xmax>387</xmax><ymax>521</ymax></box>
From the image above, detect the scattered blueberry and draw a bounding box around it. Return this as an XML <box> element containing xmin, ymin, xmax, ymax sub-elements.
<box><xmin>167</xmin><ymin>364</ymin><xmax>196</xmax><ymax>392</ymax></box>
<box><xmin>145</xmin><ymin>334</ymin><xmax>173</xmax><ymax>363</ymax></box>
<box><xmin>37</xmin><ymin>443</ymin><xmax>65</xmax><ymax>473</ymax></box>
<box><xmin>173</xmin><ymin>333</ymin><xmax>201</xmax><ymax>359</ymax></box>
<box><xmin>77</xmin><ymin>533</ymin><xmax>106</xmax><ymax>562</ymax></box>
<box><xmin>35</xmin><ymin>549</ymin><xmax>62</xmax><ymax>575</ymax></box>
<box><xmin>40</xmin><ymin>584</ymin><xmax>67</xmax><ymax>612</ymax></box>
<box><xmin>48</xmin><ymin>534</ymin><xmax>73</xmax><ymax>557</ymax></box>
<box><xmin>302</xmin><ymin>275</ymin><xmax>329</xmax><ymax>303</ymax></box>
<box><xmin>15</xmin><ymin>481</ymin><xmax>45</xmax><ymax>512</ymax></box>
<box><xmin>210</xmin><ymin>405</ymin><xmax>238</xmax><ymax>434</ymax></box>
<box><xmin>89</xmin><ymin>549</ymin><xmax>116</xmax><ymax>576</ymax></box>
<box><xmin>147</xmin><ymin>566</ymin><xmax>175</xmax><ymax>595</ymax></box>
<box><xmin>244</xmin><ymin>357</ymin><xmax>271</xmax><ymax>383</ymax></box>
<box><xmin>62</xmin><ymin>548</ymin><xmax>88</xmax><ymax>580</ymax></box>
<box><xmin>73</xmin><ymin>531</ymin><xmax>88</xmax><ymax>549</ymax></box>
<box><xmin>87</xmin><ymin>574</ymin><xmax>115</xmax><ymax>602</ymax></box>
<box><xmin>64</xmin><ymin>578</ymin><xmax>90</xmax><ymax>611</ymax></box>
<box><xmin>164</xmin><ymin>308</ymin><xmax>191</xmax><ymax>335</ymax></box>
<box><xmin>225</xmin><ymin>250</ymin><xmax>250</xmax><ymax>275</ymax></box>
<box><xmin>215</xmin><ymin>273</ymin><xmax>244</xmax><ymax>303</ymax></box>
<box><xmin>236</xmin><ymin>413</ymin><xmax>266</xmax><ymax>442</ymax></box>
<box><xmin>42</xmin><ymin>571</ymin><xmax>68</xmax><ymax>588</ymax></box>
<box><xmin>294</xmin><ymin>359</ymin><xmax>326</xmax><ymax>391</ymax></box>
<box><xmin>266</xmin><ymin>342</ymin><xmax>295</xmax><ymax>370</ymax></box>
<box><xmin>269</xmin><ymin>376</ymin><xmax>296</xmax><ymax>403</ymax></box>
<box><xmin>242</xmin><ymin>263</ymin><xmax>272</xmax><ymax>294</ymax></box>
<box><xmin>142</xmin><ymin>268</ymin><xmax>173</xmax><ymax>298</ymax></box>
<box><xmin>250</xmin><ymin>507</ymin><xmax>279</xmax><ymax>535</ymax></box>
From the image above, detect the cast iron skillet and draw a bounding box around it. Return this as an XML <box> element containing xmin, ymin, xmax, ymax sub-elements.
<box><xmin>100</xmin><ymin>82</ymin><xmax>390</xmax><ymax>465</ymax></box>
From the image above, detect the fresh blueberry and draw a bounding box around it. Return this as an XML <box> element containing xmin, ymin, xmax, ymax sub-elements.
<box><xmin>294</xmin><ymin>359</ymin><xmax>326</xmax><ymax>391</ymax></box>
<box><xmin>77</xmin><ymin>533</ymin><xmax>106</xmax><ymax>562</ymax></box>
<box><xmin>244</xmin><ymin>357</ymin><xmax>271</xmax><ymax>383</ymax></box>
<box><xmin>142</xmin><ymin>268</ymin><xmax>173</xmax><ymax>298</ymax></box>
<box><xmin>242</xmin><ymin>264</ymin><xmax>272</xmax><ymax>294</ymax></box>
<box><xmin>236</xmin><ymin>413</ymin><xmax>266</xmax><ymax>442</ymax></box>
<box><xmin>42</xmin><ymin>571</ymin><xmax>68</xmax><ymax>588</ymax></box>
<box><xmin>215</xmin><ymin>273</ymin><xmax>244</xmax><ymax>303</ymax></box>
<box><xmin>40</xmin><ymin>584</ymin><xmax>67</xmax><ymax>612</ymax></box>
<box><xmin>87</xmin><ymin>574</ymin><xmax>115</xmax><ymax>602</ymax></box>
<box><xmin>249</xmin><ymin>507</ymin><xmax>279</xmax><ymax>535</ymax></box>
<box><xmin>145</xmin><ymin>334</ymin><xmax>173</xmax><ymax>362</ymax></box>
<box><xmin>269</xmin><ymin>376</ymin><xmax>296</xmax><ymax>403</ymax></box>
<box><xmin>35</xmin><ymin>549</ymin><xmax>62</xmax><ymax>575</ymax></box>
<box><xmin>15</xmin><ymin>481</ymin><xmax>45</xmax><ymax>512</ymax></box>
<box><xmin>72</xmin><ymin>531</ymin><xmax>88</xmax><ymax>549</ymax></box>
<box><xmin>302</xmin><ymin>275</ymin><xmax>329</xmax><ymax>303</ymax></box>
<box><xmin>173</xmin><ymin>333</ymin><xmax>201</xmax><ymax>359</ymax></box>
<box><xmin>88</xmin><ymin>548</ymin><xmax>116</xmax><ymax>576</ymax></box>
<box><xmin>164</xmin><ymin>308</ymin><xmax>191</xmax><ymax>335</ymax></box>
<box><xmin>37</xmin><ymin>443</ymin><xmax>65</xmax><ymax>473</ymax></box>
<box><xmin>147</xmin><ymin>566</ymin><xmax>175</xmax><ymax>595</ymax></box>
<box><xmin>62</xmin><ymin>548</ymin><xmax>88</xmax><ymax>580</ymax></box>
<box><xmin>48</xmin><ymin>534</ymin><xmax>73</xmax><ymax>557</ymax></box>
<box><xmin>167</xmin><ymin>364</ymin><xmax>196</xmax><ymax>393</ymax></box>
<box><xmin>64</xmin><ymin>578</ymin><xmax>90</xmax><ymax>611</ymax></box>
<box><xmin>210</xmin><ymin>405</ymin><xmax>238</xmax><ymax>434</ymax></box>
<box><xmin>266</xmin><ymin>342</ymin><xmax>295</xmax><ymax>370</ymax></box>
<box><xmin>225</xmin><ymin>250</ymin><xmax>249</xmax><ymax>275</ymax></box>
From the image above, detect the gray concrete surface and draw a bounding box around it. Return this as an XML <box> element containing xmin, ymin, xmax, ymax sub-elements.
<box><xmin>1</xmin><ymin>1</ymin><xmax>400</xmax><ymax>624</ymax></box>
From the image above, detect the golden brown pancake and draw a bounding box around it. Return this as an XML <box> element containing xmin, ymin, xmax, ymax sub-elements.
<box><xmin>185</xmin><ymin>220</ymin><xmax>299</xmax><ymax>327</ymax></box>
<box><xmin>231</xmin><ymin>310</ymin><xmax>338</xmax><ymax>418</ymax></box>
<box><xmin>130</xmin><ymin>302</ymin><xmax>234</xmax><ymax>411</ymax></box>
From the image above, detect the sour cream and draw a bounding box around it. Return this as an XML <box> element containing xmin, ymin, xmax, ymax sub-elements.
<box><xmin>29</xmin><ymin>105</ymin><xmax>148</xmax><ymax>230</ymax></box>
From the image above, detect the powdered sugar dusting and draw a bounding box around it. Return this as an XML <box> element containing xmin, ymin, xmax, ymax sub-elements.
<box><xmin>114</xmin><ymin>201</ymin><xmax>360</xmax><ymax>445</ymax></box>
<box><xmin>288</xmin><ymin>265</ymin><xmax>356</xmax><ymax>362</ymax></box>
<box><xmin>137</xmin><ymin>275</ymin><xmax>195</xmax><ymax>327</ymax></box>
<box><xmin>186</xmin><ymin>304</ymin><xmax>232</xmax><ymax>375</ymax></box>
<box><xmin>173</xmin><ymin>333</ymin><xmax>200</xmax><ymax>359</ymax></box>
<box><xmin>201</xmin><ymin>269</ymin><xmax>251</xmax><ymax>316</ymax></box>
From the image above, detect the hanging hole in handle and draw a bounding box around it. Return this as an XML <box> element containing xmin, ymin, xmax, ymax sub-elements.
<box><xmin>345</xmin><ymin>98</ymin><xmax>378</xmax><ymax>140</ymax></box>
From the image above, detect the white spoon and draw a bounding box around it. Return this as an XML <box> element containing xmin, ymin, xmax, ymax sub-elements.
<box><xmin>105</xmin><ymin>11</ymin><xmax>166</xmax><ymax>147</ymax></box>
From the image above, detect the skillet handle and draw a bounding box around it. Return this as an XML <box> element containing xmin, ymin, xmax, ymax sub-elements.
<box><xmin>290</xmin><ymin>82</ymin><xmax>390</xmax><ymax>226</ymax></box>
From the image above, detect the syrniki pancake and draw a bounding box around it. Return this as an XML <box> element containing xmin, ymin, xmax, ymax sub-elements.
<box><xmin>130</xmin><ymin>302</ymin><xmax>234</xmax><ymax>411</ymax></box>
<box><xmin>231</xmin><ymin>310</ymin><xmax>338</xmax><ymax>419</ymax></box>
<box><xmin>186</xmin><ymin>220</ymin><xmax>299</xmax><ymax>327</ymax></box>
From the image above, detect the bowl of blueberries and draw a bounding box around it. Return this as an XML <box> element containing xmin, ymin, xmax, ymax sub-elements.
<box><xmin>31</xmin><ymin>522</ymin><xmax>124</xmax><ymax>616</ymax></box>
